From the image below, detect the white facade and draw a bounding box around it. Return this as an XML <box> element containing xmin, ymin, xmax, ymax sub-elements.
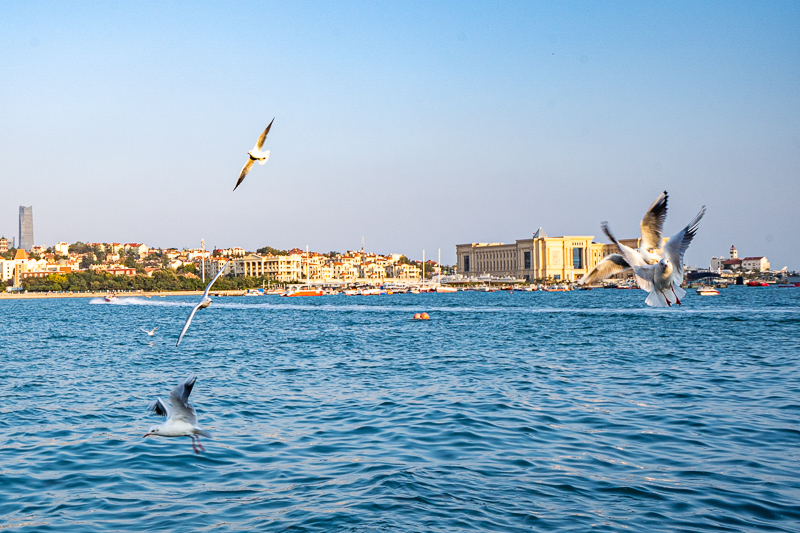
<box><xmin>0</xmin><ymin>260</ymin><xmax>14</xmax><ymax>282</ymax></box>
<box><xmin>55</xmin><ymin>242</ymin><xmax>69</xmax><ymax>255</ymax></box>
<box><xmin>742</xmin><ymin>257</ymin><xmax>770</xmax><ymax>271</ymax></box>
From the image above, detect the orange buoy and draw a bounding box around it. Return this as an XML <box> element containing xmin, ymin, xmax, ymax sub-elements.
<box><xmin>413</xmin><ymin>313</ymin><xmax>422</xmax><ymax>320</ymax></box>
<box><xmin>420</xmin><ymin>312</ymin><xmax>430</xmax><ymax>320</ymax></box>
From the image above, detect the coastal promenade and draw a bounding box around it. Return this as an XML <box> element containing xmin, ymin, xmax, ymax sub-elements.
<box><xmin>0</xmin><ymin>290</ymin><xmax>206</xmax><ymax>300</ymax></box>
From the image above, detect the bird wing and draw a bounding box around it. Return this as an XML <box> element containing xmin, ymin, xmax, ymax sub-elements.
<box><xmin>603</xmin><ymin>222</ymin><xmax>654</xmax><ymax>292</ymax></box>
<box><xmin>254</xmin><ymin>118</ymin><xmax>274</xmax><ymax>151</ymax></box>
<box><xmin>631</xmin><ymin>263</ymin><xmax>656</xmax><ymax>293</ymax></box>
<box><xmin>663</xmin><ymin>206</ymin><xmax>706</xmax><ymax>285</ymax></box>
<box><xmin>148</xmin><ymin>397</ymin><xmax>170</xmax><ymax>418</ymax></box>
<box><xmin>169</xmin><ymin>376</ymin><xmax>198</xmax><ymax>424</ymax></box>
<box><xmin>234</xmin><ymin>160</ymin><xmax>254</xmax><ymax>191</ymax></box>
<box><xmin>602</xmin><ymin>222</ymin><xmax>645</xmax><ymax>268</ymax></box>
<box><xmin>203</xmin><ymin>260</ymin><xmax>231</xmax><ymax>298</ymax></box>
<box><xmin>176</xmin><ymin>301</ymin><xmax>203</xmax><ymax>347</ymax></box>
<box><xmin>578</xmin><ymin>254</ymin><xmax>630</xmax><ymax>285</ymax></box>
<box><xmin>640</xmin><ymin>191</ymin><xmax>668</xmax><ymax>252</ymax></box>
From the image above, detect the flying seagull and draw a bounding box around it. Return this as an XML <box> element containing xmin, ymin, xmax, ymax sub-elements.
<box><xmin>579</xmin><ymin>191</ymin><xmax>668</xmax><ymax>286</ymax></box>
<box><xmin>144</xmin><ymin>376</ymin><xmax>210</xmax><ymax>454</ymax></box>
<box><xmin>176</xmin><ymin>260</ymin><xmax>231</xmax><ymax>347</ymax></box>
<box><xmin>604</xmin><ymin>205</ymin><xmax>706</xmax><ymax>307</ymax></box>
<box><xmin>234</xmin><ymin>118</ymin><xmax>274</xmax><ymax>191</ymax></box>
<box><xmin>141</xmin><ymin>327</ymin><xmax>158</xmax><ymax>336</ymax></box>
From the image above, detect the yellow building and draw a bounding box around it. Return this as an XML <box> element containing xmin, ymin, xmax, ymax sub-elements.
<box><xmin>456</xmin><ymin>228</ymin><xmax>635</xmax><ymax>282</ymax></box>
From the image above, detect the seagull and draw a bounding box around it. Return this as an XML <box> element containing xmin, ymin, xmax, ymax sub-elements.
<box><xmin>579</xmin><ymin>191</ymin><xmax>668</xmax><ymax>285</ymax></box>
<box><xmin>141</xmin><ymin>327</ymin><xmax>158</xmax><ymax>336</ymax></box>
<box><xmin>604</xmin><ymin>205</ymin><xmax>706</xmax><ymax>307</ymax></box>
<box><xmin>144</xmin><ymin>376</ymin><xmax>210</xmax><ymax>454</ymax></box>
<box><xmin>176</xmin><ymin>260</ymin><xmax>231</xmax><ymax>347</ymax></box>
<box><xmin>234</xmin><ymin>118</ymin><xmax>274</xmax><ymax>191</ymax></box>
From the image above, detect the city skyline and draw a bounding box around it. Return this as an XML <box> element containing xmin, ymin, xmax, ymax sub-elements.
<box><xmin>2</xmin><ymin>2</ymin><xmax>798</xmax><ymax>268</ymax></box>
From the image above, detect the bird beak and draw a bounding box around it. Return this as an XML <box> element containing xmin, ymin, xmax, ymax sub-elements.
<box><xmin>143</xmin><ymin>433</ymin><xmax>150</xmax><ymax>438</ymax></box>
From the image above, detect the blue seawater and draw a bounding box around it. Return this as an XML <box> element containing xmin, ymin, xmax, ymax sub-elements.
<box><xmin>1</xmin><ymin>287</ymin><xmax>799</xmax><ymax>532</ymax></box>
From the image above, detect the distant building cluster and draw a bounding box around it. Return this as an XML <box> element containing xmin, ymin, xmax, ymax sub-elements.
<box><xmin>203</xmin><ymin>249</ymin><xmax>423</xmax><ymax>283</ymax></box>
<box><xmin>1</xmin><ymin>235</ymin><xmax>427</xmax><ymax>289</ymax></box>
<box><xmin>710</xmin><ymin>245</ymin><xmax>770</xmax><ymax>272</ymax></box>
<box><xmin>456</xmin><ymin>227</ymin><xmax>643</xmax><ymax>282</ymax></box>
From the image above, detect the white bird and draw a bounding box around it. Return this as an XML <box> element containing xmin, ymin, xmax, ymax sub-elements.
<box><xmin>234</xmin><ymin>118</ymin><xmax>274</xmax><ymax>191</ymax></box>
<box><xmin>604</xmin><ymin>206</ymin><xmax>706</xmax><ymax>307</ymax></box>
<box><xmin>144</xmin><ymin>376</ymin><xmax>210</xmax><ymax>454</ymax></box>
<box><xmin>176</xmin><ymin>260</ymin><xmax>231</xmax><ymax>347</ymax></box>
<box><xmin>141</xmin><ymin>327</ymin><xmax>158</xmax><ymax>336</ymax></box>
<box><xmin>579</xmin><ymin>191</ymin><xmax>668</xmax><ymax>285</ymax></box>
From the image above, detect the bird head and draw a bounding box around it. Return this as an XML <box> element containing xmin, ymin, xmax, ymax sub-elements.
<box><xmin>144</xmin><ymin>426</ymin><xmax>160</xmax><ymax>438</ymax></box>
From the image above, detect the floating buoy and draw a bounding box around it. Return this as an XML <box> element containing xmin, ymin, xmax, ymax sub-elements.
<box><xmin>413</xmin><ymin>313</ymin><xmax>422</xmax><ymax>320</ymax></box>
<box><xmin>420</xmin><ymin>312</ymin><xmax>430</xmax><ymax>320</ymax></box>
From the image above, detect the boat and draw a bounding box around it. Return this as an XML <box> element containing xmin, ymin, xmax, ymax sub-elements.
<box><xmin>695</xmin><ymin>286</ymin><xmax>719</xmax><ymax>296</ymax></box>
<box><xmin>342</xmin><ymin>289</ymin><xmax>358</xmax><ymax>296</ymax></box>
<box><xmin>435</xmin><ymin>286</ymin><xmax>457</xmax><ymax>293</ymax></box>
<box><xmin>746</xmin><ymin>280</ymin><xmax>769</xmax><ymax>287</ymax></box>
<box><xmin>244</xmin><ymin>288</ymin><xmax>264</xmax><ymax>296</ymax></box>
<box><xmin>358</xmin><ymin>288</ymin><xmax>381</xmax><ymax>296</ymax></box>
<box><xmin>282</xmin><ymin>286</ymin><xmax>323</xmax><ymax>297</ymax></box>
<box><xmin>104</xmin><ymin>293</ymin><xmax>118</xmax><ymax>303</ymax></box>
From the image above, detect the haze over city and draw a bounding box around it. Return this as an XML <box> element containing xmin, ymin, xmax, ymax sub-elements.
<box><xmin>1</xmin><ymin>2</ymin><xmax>798</xmax><ymax>268</ymax></box>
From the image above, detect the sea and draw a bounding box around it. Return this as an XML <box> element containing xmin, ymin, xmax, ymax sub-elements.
<box><xmin>1</xmin><ymin>287</ymin><xmax>799</xmax><ymax>532</ymax></box>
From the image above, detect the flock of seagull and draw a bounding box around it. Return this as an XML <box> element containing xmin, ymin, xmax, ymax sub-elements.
<box><xmin>578</xmin><ymin>191</ymin><xmax>706</xmax><ymax>307</ymax></box>
<box><xmin>143</xmin><ymin>121</ymin><xmax>274</xmax><ymax>453</ymax></box>
<box><xmin>140</xmin><ymin>121</ymin><xmax>705</xmax><ymax>453</ymax></box>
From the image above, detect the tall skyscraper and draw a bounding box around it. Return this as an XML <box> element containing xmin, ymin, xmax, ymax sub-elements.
<box><xmin>19</xmin><ymin>206</ymin><xmax>34</xmax><ymax>252</ymax></box>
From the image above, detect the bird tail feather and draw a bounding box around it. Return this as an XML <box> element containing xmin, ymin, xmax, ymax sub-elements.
<box><xmin>672</xmin><ymin>284</ymin><xmax>686</xmax><ymax>300</ymax></box>
<box><xmin>195</xmin><ymin>429</ymin><xmax>212</xmax><ymax>438</ymax></box>
<box><xmin>645</xmin><ymin>290</ymin><xmax>670</xmax><ymax>308</ymax></box>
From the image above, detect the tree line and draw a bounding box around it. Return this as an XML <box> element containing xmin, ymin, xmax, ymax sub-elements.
<box><xmin>20</xmin><ymin>270</ymin><xmax>275</xmax><ymax>293</ymax></box>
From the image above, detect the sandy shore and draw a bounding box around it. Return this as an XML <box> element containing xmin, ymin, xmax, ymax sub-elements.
<box><xmin>0</xmin><ymin>290</ymin><xmax>207</xmax><ymax>300</ymax></box>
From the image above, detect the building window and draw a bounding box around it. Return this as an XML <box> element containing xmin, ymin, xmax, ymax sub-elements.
<box><xmin>572</xmin><ymin>247</ymin><xmax>584</xmax><ymax>269</ymax></box>
<box><xmin>464</xmin><ymin>255</ymin><xmax>470</xmax><ymax>272</ymax></box>
<box><xmin>524</xmin><ymin>251</ymin><xmax>531</xmax><ymax>270</ymax></box>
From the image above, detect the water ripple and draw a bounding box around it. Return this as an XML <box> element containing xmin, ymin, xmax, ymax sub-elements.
<box><xmin>1</xmin><ymin>288</ymin><xmax>799</xmax><ymax>531</ymax></box>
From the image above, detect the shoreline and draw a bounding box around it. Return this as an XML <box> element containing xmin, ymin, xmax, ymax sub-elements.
<box><xmin>0</xmin><ymin>290</ymin><xmax>207</xmax><ymax>300</ymax></box>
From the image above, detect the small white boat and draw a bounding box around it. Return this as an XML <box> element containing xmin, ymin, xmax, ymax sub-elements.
<box><xmin>435</xmin><ymin>286</ymin><xmax>457</xmax><ymax>293</ymax></box>
<box><xmin>696</xmin><ymin>286</ymin><xmax>719</xmax><ymax>296</ymax></box>
<box><xmin>104</xmin><ymin>293</ymin><xmax>118</xmax><ymax>303</ymax></box>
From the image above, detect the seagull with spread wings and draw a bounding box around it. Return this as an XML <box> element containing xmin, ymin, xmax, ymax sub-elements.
<box><xmin>144</xmin><ymin>376</ymin><xmax>210</xmax><ymax>454</ymax></box>
<box><xmin>579</xmin><ymin>191</ymin><xmax>669</xmax><ymax>286</ymax></box>
<box><xmin>176</xmin><ymin>260</ymin><xmax>230</xmax><ymax>347</ymax></box>
<box><xmin>234</xmin><ymin>118</ymin><xmax>274</xmax><ymax>191</ymax></box>
<box><xmin>604</xmin><ymin>205</ymin><xmax>706</xmax><ymax>307</ymax></box>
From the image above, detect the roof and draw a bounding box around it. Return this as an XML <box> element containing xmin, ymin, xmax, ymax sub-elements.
<box><xmin>533</xmin><ymin>227</ymin><xmax>548</xmax><ymax>239</ymax></box>
<box><xmin>14</xmin><ymin>248</ymin><xmax>29</xmax><ymax>260</ymax></box>
<box><xmin>742</xmin><ymin>256</ymin><xmax>765</xmax><ymax>260</ymax></box>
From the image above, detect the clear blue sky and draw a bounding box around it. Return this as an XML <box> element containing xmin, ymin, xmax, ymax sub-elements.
<box><xmin>1</xmin><ymin>1</ymin><xmax>798</xmax><ymax>268</ymax></box>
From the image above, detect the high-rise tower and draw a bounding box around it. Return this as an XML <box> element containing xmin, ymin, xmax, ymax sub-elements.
<box><xmin>19</xmin><ymin>206</ymin><xmax>34</xmax><ymax>251</ymax></box>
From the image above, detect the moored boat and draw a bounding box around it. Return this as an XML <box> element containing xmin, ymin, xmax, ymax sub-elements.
<box><xmin>282</xmin><ymin>286</ymin><xmax>323</xmax><ymax>297</ymax></box>
<box><xmin>696</xmin><ymin>286</ymin><xmax>720</xmax><ymax>295</ymax></box>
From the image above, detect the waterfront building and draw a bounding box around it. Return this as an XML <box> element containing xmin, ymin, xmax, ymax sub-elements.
<box><xmin>456</xmin><ymin>227</ymin><xmax>630</xmax><ymax>282</ymax></box>
<box><xmin>742</xmin><ymin>256</ymin><xmax>770</xmax><ymax>271</ymax></box>
<box><xmin>18</xmin><ymin>206</ymin><xmax>34</xmax><ymax>252</ymax></box>
<box><xmin>713</xmin><ymin>245</ymin><xmax>770</xmax><ymax>272</ymax></box>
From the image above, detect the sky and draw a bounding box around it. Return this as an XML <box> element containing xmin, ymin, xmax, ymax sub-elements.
<box><xmin>1</xmin><ymin>1</ymin><xmax>798</xmax><ymax>268</ymax></box>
